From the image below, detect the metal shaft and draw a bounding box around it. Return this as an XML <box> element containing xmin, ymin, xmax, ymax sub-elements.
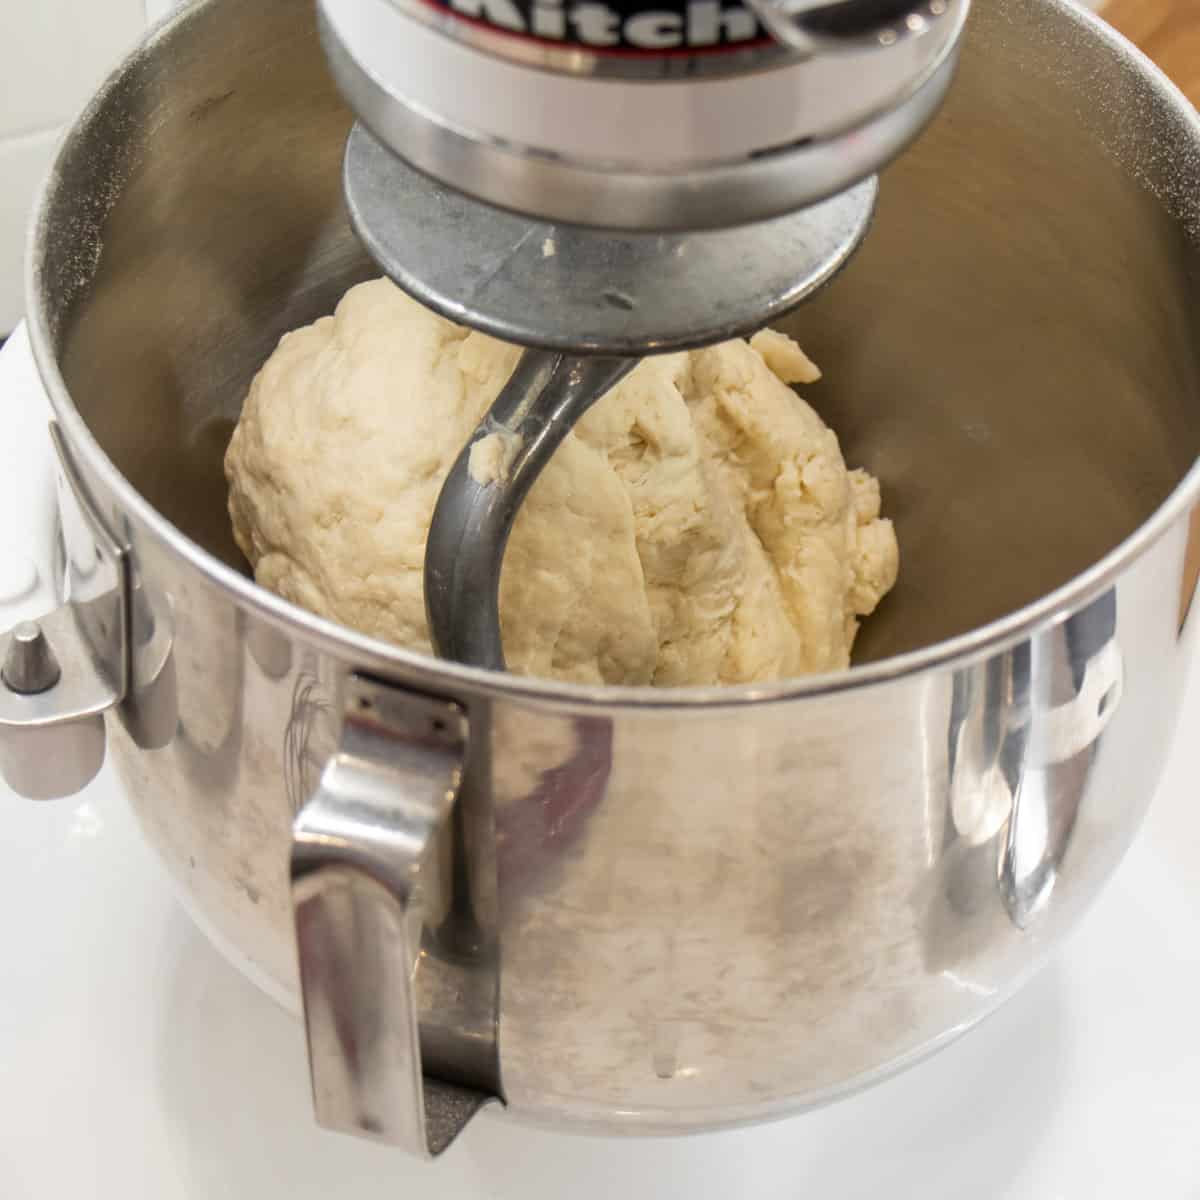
<box><xmin>424</xmin><ymin>351</ymin><xmax>636</xmax><ymax>669</ymax></box>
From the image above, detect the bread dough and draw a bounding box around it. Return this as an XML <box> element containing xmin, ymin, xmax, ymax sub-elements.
<box><xmin>225</xmin><ymin>278</ymin><xmax>898</xmax><ymax>686</ymax></box>
<box><xmin>469</xmin><ymin>428</ymin><xmax>524</xmax><ymax>486</ymax></box>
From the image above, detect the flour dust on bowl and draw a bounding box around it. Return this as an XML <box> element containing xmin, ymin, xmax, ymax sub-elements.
<box><xmin>11</xmin><ymin>0</ymin><xmax>1200</xmax><ymax>1159</ymax></box>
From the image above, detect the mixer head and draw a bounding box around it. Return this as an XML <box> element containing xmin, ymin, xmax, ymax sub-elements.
<box><xmin>317</xmin><ymin>0</ymin><xmax>971</xmax><ymax>668</ymax></box>
<box><xmin>320</xmin><ymin>0</ymin><xmax>969</xmax><ymax>234</ymax></box>
<box><xmin>322</xmin><ymin>0</ymin><xmax>968</xmax><ymax>351</ymax></box>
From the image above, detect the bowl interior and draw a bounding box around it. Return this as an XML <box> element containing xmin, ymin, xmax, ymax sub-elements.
<box><xmin>33</xmin><ymin>0</ymin><xmax>1200</xmax><ymax>666</ymax></box>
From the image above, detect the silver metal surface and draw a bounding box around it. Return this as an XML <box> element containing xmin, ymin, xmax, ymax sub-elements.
<box><xmin>748</xmin><ymin>0</ymin><xmax>954</xmax><ymax>53</ymax></box>
<box><xmin>3</xmin><ymin>623</ymin><xmax>62</xmax><ymax>694</ymax></box>
<box><xmin>0</xmin><ymin>605</ymin><xmax>112</xmax><ymax>800</ymax></box>
<box><xmin>945</xmin><ymin>597</ymin><xmax>1124</xmax><ymax>931</ymax></box>
<box><xmin>0</xmin><ymin>600</ymin><xmax>121</xmax><ymax>733</ymax></box>
<box><xmin>23</xmin><ymin>0</ymin><xmax>1200</xmax><ymax>1145</ymax></box>
<box><xmin>369</xmin><ymin>0</ymin><xmax>960</xmax><ymax>76</ymax></box>
<box><xmin>50</xmin><ymin>421</ymin><xmax>128</xmax><ymax>705</ymax></box>
<box><xmin>320</xmin><ymin>0</ymin><xmax>965</xmax><ymax>228</ymax></box>
<box><xmin>292</xmin><ymin>676</ymin><xmax>495</xmax><ymax>1152</ymax></box>
<box><xmin>426</xmin><ymin>353</ymin><xmax>636</xmax><ymax>668</ymax></box>
<box><xmin>0</xmin><ymin>426</ymin><xmax>128</xmax><ymax>800</ymax></box>
<box><xmin>344</xmin><ymin>124</ymin><xmax>877</xmax><ymax>352</ymax></box>
<box><xmin>378</xmin><ymin>0</ymin><xmax>801</xmax><ymax>78</ymax></box>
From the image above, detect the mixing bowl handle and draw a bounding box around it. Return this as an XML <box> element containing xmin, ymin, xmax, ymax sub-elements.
<box><xmin>290</xmin><ymin>674</ymin><xmax>496</xmax><ymax>1156</ymax></box>
<box><xmin>999</xmin><ymin>602</ymin><xmax>1124</xmax><ymax>930</ymax></box>
<box><xmin>0</xmin><ymin>422</ymin><xmax>128</xmax><ymax>799</ymax></box>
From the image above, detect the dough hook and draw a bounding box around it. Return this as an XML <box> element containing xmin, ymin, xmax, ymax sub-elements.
<box><xmin>342</xmin><ymin>124</ymin><xmax>877</xmax><ymax>668</ymax></box>
<box><xmin>423</xmin><ymin>354</ymin><xmax>636</xmax><ymax>669</ymax></box>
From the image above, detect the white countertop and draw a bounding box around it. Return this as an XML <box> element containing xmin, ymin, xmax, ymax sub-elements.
<box><xmin>1</xmin><ymin>325</ymin><xmax>1198</xmax><ymax>1198</ymax></box>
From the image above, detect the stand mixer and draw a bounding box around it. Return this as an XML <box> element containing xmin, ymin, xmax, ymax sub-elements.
<box><xmin>9</xmin><ymin>0</ymin><xmax>1200</xmax><ymax>1161</ymax></box>
<box><xmin>317</xmin><ymin>0</ymin><xmax>970</xmax><ymax>667</ymax></box>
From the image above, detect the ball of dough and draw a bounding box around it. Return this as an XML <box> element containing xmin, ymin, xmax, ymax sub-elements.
<box><xmin>225</xmin><ymin>279</ymin><xmax>898</xmax><ymax>686</ymax></box>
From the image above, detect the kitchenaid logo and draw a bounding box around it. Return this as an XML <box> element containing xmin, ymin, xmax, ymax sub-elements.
<box><xmin>436</xmin><ymin>0</ymin><xmax>763</xmax><ymax>50</ymax></box>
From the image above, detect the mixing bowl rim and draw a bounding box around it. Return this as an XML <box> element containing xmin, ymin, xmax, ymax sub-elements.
<box><xmin>24</xmin><ymin>0</ymin><xmax>1200</xmax><ymax>714</ymax></box>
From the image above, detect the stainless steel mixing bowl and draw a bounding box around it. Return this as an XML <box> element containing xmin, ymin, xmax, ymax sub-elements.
<box><xmin>12</xmin><ymin>0</ymin><xmax>1200</xmax><ymax>1158</ymax></box>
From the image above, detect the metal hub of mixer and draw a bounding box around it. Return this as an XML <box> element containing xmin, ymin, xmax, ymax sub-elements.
<box><xmin>322</xmin><ymin>0</ymin><xmax>971</xmax><ymax>667</ymax></box>
<box><xmin>343</xmin><ymin>125</ymin><xmax>877</xmax><ymax>356</ymax></box>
